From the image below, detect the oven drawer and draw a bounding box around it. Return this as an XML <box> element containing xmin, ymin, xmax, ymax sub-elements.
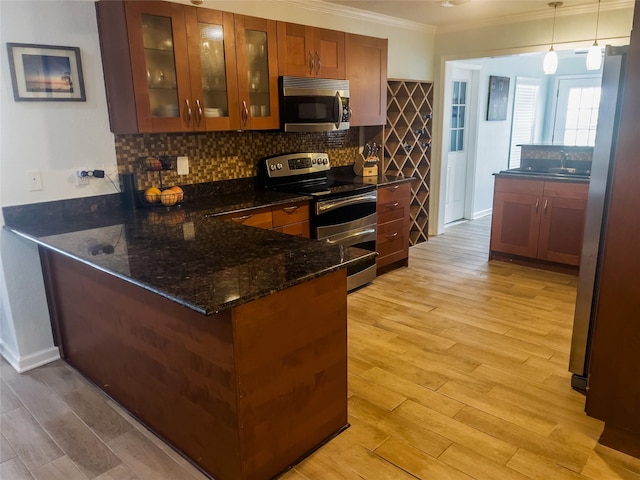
<box><xmin>272</xmin><ymin>202</ymin><xmax>309</xmax><ymax>227</ymax></box>
<box><xmin>377</xmin><ymin>218</ymin><xmax>408</xmax><ymax>262</ymax></box>
<box><xmin>217</xmin><ymin>207</ymin><xmax>273</xmax><ymax>229</ymax></box>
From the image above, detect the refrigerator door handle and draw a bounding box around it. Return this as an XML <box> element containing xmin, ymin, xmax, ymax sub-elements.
<box><xmin>535</xmin><ymin>198</ymin><xmax>539</xmax><ymax>212</ymax></box>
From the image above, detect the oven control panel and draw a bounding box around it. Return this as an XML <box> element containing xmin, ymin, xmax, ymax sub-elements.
<box><xmin>263</xmin><ymin>152</ymin><xmax>330</xmax><ymax>178</ymax></box>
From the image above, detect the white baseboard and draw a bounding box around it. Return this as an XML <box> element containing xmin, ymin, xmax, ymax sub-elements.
<box><xmin>0</xmin><ymin>341</ymin><xmax>60</xmax><ymax>373</ymax></box>
<box><xmin>472</xmin><ymin>208</ymin><xmax>492</xmax><ymax>220</ymax></box>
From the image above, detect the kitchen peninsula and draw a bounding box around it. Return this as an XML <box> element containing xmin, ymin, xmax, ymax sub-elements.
<box><xmin>3</xmin><ymin>192</ymin><xmax>375</xmax><ymax>480</ymax></box>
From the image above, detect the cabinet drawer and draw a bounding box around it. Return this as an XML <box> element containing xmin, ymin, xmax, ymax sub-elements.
<box><xmin>377</xmin><ymin>218</ymin><xmax>407</xmax><ymax>257</ymax></box>
<box><xmin>273</xmin><ymin>220</ymin><xmax>310</xmax><ymax>238</ymax></box>
<box><xmin>272</xmin><ymin>202</ymin><xmax>309</xmax><ymax>227</ymax></box>
<box><xmin>377</xmin><ymin>182</ymin><xmax>411</xmax><ymax>204</ymax></box>
<box><xmin>218</xmin><ymin>207</ymin><xmax>273</xmax><ymax>229</ymax></box>
<box><xmin>543</xmin><ymin>181</ymin><xmax>589</xmax><ymax>200</ymax></box>
<box><xmin>495</xmin><ymin>177</ymin><xmax>544</xmax><ymax>196</ymax></box>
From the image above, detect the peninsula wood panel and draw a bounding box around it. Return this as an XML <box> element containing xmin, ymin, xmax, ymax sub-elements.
<box><xmin>233</xmin><ymin>270</ymin><xmax>348</xmax><ymax>480</ymax></box>
<box><xmin>39</xmin><ymin>249</ymin><xmax>349</xmax><ymax>480</ymax></box>
<box><xmin>41</xmin><ymin>250</ymin><xmax>242</xmax><ymax>480</ymax></box>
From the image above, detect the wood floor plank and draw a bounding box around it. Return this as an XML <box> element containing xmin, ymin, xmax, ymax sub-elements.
<box><xmin>375</xmin><ymin>435</ymin><xmax>474</xmax><ymax>480</ymax></box>
<box><xmin>94</xmin><ymin>464</ymin><xmax>142</xmax><ymax>480</ymax></box>
<box><xmin>0</xmin><ymin>457</ymin><xmax>35</xmax><ymax>480</ymax></box>
<box><xmin>454</xmin><ymin>405</ymin><xmax>590</xmax><ymax>472</ymax></box>
<box><xmin>506</xmin><ymin>448</ymin><xmax>585</xmax><ymax>480</ymax></box>
<box><xmin>1</xmin><ymin>407</ymin><xmax>63</xmax><ymax>470</ymax></box>
<box><xmin>0</xmin><ymin>433</ymin><xmax>17</xmax><ymax>463</ymax></box>
<box><xmin>62</xmin><ymin>384</ymin><xmax>134</xmax><ymax>443</ymax></box>
<box><xmin>1</xmin><ymin>379</ymin><xmax>23</xmax><ymax>414</ymax></box>
<box><xmin>438</xmin><ymin>443</ymin><xmax>531</xmax><ymax>480</ymax></box>
<box><xmin>31</xmin><ymin>455</ymin><xmax>87</xmax><ymax>480</ymax></box>
<box><xmin>581</xmin><ymin>453</ymin><xmax>640</xmax><ymax>480</ymax></box>
<box><xmin>348</xmin><ymin>372</ymin><xmax>406</xmax><ymax>411</ymax></box>
<box><xmin>394</xmin><ymin>399</ymin><xmax>518</xmax><ymax>464</ymax></box>
<box><xmin>108</xmin><ymin>429</ymin><xmax>206</xmax><ymax>480</ymax></box>
<box><xmin>292</xmin><ymin>449</ymin><xmax>370</xmax><ymax>479</ymax></box>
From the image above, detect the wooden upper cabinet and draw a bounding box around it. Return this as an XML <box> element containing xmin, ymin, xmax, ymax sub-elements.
<box><xmin>277</xmin><ymin>22</ymin><xmax>345</xmax><ymax>79</ymax></box>
<box><xmin>345</xmin><ymin>33</ymin><xmax>388</xmax><ymax>126</ymax></box>
<box><xmin>185</xmin><ymin>8</ymin><xmax>240</xmax><ymax>131</ymax></box>
<box><xmin>124</xmin><ymin>1</ymin><xmax>192</xmax><ymax>133</ymax></box>
<box><xmin>96</xmin><ymin>1</ymin><xmax>279</xmax><ymax>133</ymax></box>
<box><xmin>234</xmin><ymin>15</ymin><xmax>280</xmax><ymax>130</ymax></box>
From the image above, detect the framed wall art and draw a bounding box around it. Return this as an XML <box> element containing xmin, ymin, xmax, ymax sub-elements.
<box><xmin>486</xmin><ymin>75</ymin><xmax>510</xmax><ymax>121</ymax></box>
<box><xmin>6</xmin><ymin>43</ymin><xmax>86</xmax><ymax>101</ymax></box>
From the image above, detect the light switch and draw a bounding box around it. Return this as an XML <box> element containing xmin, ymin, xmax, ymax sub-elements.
<box><xmin>177</xmin><ymin>156</ymin><xmax>189</xmax><ymax>175</ymax></box>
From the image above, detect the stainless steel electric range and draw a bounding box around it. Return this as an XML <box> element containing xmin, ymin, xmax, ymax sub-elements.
<box><xmin>260</xmin><ymin>152</ymin><xmax>377</xmax><ymax>290</ymax></box>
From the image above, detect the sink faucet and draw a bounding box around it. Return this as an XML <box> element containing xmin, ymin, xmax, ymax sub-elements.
<box><xmin>560</xmin><ymin>150</ymin><xmax>568</xmax><ymax>168</ymax></box>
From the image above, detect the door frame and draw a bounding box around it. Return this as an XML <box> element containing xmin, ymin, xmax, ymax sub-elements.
<box><xmin>438</xmin><ymin>61</ymin><xmax>481</xmax><ymax>229</ymax></box>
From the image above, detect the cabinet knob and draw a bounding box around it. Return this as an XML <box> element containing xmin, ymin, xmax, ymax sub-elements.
<box><xmin>315</xmin><ymin>51</ymin><xmax>321</xmax><ymax>75</ymax></box>
<box><xmin>385</xmin><ymin>232</ymin><xmax>399</xmax><ymax>240</ymax></box>
<box><xmin>385</xmin><ymin>202</ymin><xmax>399</xmax><ymax>210</ymax></box>
<box><xmin>309</xmin><ymin>51</ymin><xmax>314</xmax><ymax>75</ymax></box>
<box><xmin>282</xmin><ymin>206</ymin><xmax>299</xmax><ymax>214</ymax></box>
<box><xmin>241</xmin><ymin>101</ymin><xmax>248</xmax><ymax>127</ymax></box>
<box><xmin>184</xmin><ymin>99</ymin><xmax>192</xmax><ymax>127</ymax></box>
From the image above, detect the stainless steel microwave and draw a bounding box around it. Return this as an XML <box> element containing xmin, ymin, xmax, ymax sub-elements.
<box><xmin>279</xmin><ymin>76</ymin><xmax>350</xmax><ymax>132</ymax></box>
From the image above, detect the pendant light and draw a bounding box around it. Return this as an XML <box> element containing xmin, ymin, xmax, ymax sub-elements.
<box><xmin>543</xmin><ymin>2</ymin><xmax>562</xmax><ymax>75</ymax></box>
<box><xmin>586</xmin><ymin>0</ymin><xmax>603</xmax><ymax>70</ymax></box>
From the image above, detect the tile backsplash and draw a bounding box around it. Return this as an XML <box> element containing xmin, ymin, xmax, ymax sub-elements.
<box><xmin>115</xmin><ymin>129</ymin><xmax>359</xmax><ymax>191</ymax></box>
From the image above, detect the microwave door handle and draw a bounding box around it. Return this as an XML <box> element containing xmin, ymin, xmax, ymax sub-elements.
<box><xmin>335</xmin><ymin>91</ymin><xmax>342</xmax><ymax>130</ymax></box>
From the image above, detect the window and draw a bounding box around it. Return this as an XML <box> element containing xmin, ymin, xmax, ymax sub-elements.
<box><xmin>563</xmin><ymin>87</ymin><xmax>600</xmax><ymax>146</ymax></box>
<box><xmin>552</xmin><ymin>76</ymin><xmax>601</xmax><ymax>146</ymax></box>
<box><xmin>509</xmin><ymin>78</ymin><xmax>540</xmax><ymax>168</ymax></box>
<box><xmin>450</xmin><ymin>80</ymin><xmax>466</xmax><ymax>152</ymax></box>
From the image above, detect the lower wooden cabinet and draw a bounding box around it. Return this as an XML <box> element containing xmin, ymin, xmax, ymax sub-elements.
<box><xmin>376</xmin><ymin>182</ymin><xmax>411</xmax><ymax>270</ymax></box>
<box><xmin>217</xmin><ymin>200</ymin><xmax>310</xmax><ymax>238</ymax></box>
<box><xmin>490</xmin><ymin>176</ymin><xmax>588</xmax><ymax>267</ymax></box>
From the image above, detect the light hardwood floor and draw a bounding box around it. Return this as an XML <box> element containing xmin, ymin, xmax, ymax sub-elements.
<box><xmin>2</xmin><ymin>216</ymin><xmax>640</xmax><ymax>479</ymax></box>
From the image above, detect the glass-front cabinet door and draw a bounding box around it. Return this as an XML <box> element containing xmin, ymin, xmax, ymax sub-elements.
<box><xmin>125</xmin><ymin>1</ymin><xmax>192</xmax><ymax>132</ymax></box>
<box><xmin>234</xmin><ymin>15</ymin><xmax>279</xmax><ymax>130</ymax></box>
<box><xmin>185</xmin><ymin>8</ymin><xmax>239</xmax><ymax>131</ymax></box>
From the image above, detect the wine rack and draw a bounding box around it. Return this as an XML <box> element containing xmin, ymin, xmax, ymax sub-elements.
<box><xmin>384</xmin><ymin>80</ymin><xmax>433</xmax><ymax>245</ymax></box>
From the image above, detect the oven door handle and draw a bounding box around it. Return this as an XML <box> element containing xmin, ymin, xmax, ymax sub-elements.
<box><xmin>316</xmin><ymin>192</ymin><xmax>377</xmax><ymax>214</ymax></box>
<box><xmin>324</xmin><ymin>228</ymin><xmax>376</xmax><ymax>245</ymax></box>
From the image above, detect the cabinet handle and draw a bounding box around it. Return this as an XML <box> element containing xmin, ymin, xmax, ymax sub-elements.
<box><xmin>544</xmin><ymin>199</ymin><xmax>548</xmax><ymax>213</ymax></box>
<box><xmin>385</xmin><ymin>202</ymin><xmax>399</xmax><ymax>210</ymax></box>
<box><xmin>315</xmin><ymin>51</ymin><xmax>321</xmax><ymax>74</ymax></box>
<box><xmin>282</xmin><ymin>206</ymin><xmax>299</xmax><ymax>214</ymax></box>
<box><xmin>241</xmin><ymin>101</ymin><xmax>248</xmax><ymax>127</ymax></box>
<box><xmin>184</xmin><ymin>99</ymin><xmax>192</xmax><ymax>127</ymax></box>
<box><xmin>195</xmin><ymin>99</ymin><xmax>203</xmax><ymax>127</ymax></box>
<box><xmin>385</xmin><ymin>232</ymin><xmax>399</xmax><ymax>240</ymax></box>
<box><xmin>386</xmin><ymin>185</ymin><xmax>400</xmax><ymax>192</ymax></box>
<box><xmin>309</xmin><ymin>51</ymin><xmax>314</xmax><ymax>75</ymax></box>
<box><xmin>231</xmin><ymin>214</ymin><xmax>252</xmax><ymax>223</ymax></box>
<box><xmin>535</xmin><ymin>198</ymin><xmax>539</xmax><ymax>212</ymax></box>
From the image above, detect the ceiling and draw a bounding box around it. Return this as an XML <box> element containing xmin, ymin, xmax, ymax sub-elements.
<box><xmin>321</xmin><ymin>0</ymin><xmax>613</xmax><ymax>30</ymax></box>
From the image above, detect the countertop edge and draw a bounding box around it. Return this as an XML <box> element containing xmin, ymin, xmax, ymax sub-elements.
<box><xmin>493</xmin><ymin>172</ymin><xmax>590</xmax><ymax>183</ymax></box>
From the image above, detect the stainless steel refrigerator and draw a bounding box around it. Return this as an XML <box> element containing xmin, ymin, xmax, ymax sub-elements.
<box><xmin>569</xmin><ymin>45</ymin><xmax>628</xmax><ymax>392</ymax></box>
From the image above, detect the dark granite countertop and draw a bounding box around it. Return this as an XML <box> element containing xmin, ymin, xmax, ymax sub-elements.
<box><xmin>495</xmin><ymin>169</ymin><xmax>590</xmax><ymax>183</ymax></box>
<box><xmin>6</xmin><ymin>210</ymin><xmax>374</xmax><ymax>316</ymax></box>
<box><xmin>3</xmin><ymin>186</ymin><xmax>377</xmax><ymax>316</ymax></box>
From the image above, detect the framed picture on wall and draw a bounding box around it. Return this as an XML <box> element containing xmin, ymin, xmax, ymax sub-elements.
<box><xmin>486</xmin><ymin>75</ymin><xmax>510</xmax><ymax>121</ymax></box>
<box><xmin>6</xmin><ymin>43</ymin><xmax>86</xmax><ymax>101</ymax></box>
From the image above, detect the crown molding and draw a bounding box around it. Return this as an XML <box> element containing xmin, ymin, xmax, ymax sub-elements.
<box><xmin>436</xmin><ymin>0</ymin><xmax>635</xmax><ymax>34</ymax></box>
<box><xmin>273</xmin><ymin>0</ymin><xmax>436</xmax><ymax>34</ymax></box>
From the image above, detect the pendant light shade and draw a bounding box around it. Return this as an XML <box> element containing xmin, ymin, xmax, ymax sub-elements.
<box><xmin>544</xmin><ymin>46</ymin><xmax>559</xmax><ymax>74</ymax></box>
<box><xmin>586</xmin><ymin>0</ymin><xmax>602</xmax><ymax>70</ymax></box>
<box><xmin>544</xmin><ymin>2</ymin><xmax>562</xmax><ymax>75</ymax></box>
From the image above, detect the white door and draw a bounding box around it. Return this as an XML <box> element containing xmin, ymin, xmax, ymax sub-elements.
<box><xmin>444</xmin><ymin>68</ymin><xmax>472</xmax><ymax>224</ymax></box>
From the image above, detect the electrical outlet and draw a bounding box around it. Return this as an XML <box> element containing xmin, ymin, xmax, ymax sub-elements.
<box><xmin>177</xmin><ymin>156</ymin><xmax>189</xmax><ymax>175</ymax></box>
<box><xmin>28</xmin><ymin>170</ymin><xmax>43</xmax><ymax>191</ymax></box>
<box><xmin>76</xmin><ymin>169</ymin><xmax>89</xmax><ymax>186</ymax></box>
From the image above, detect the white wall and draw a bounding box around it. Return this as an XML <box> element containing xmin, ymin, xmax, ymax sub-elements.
<box><xmin>0</xmin><ymin>0</ymin><xmax>434</xmax><ymax>370</ymax></box>
<box><xmin>430</xmin><ymin>5</ymin><xmax>634</xmax><ymax>235</ymax></box>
